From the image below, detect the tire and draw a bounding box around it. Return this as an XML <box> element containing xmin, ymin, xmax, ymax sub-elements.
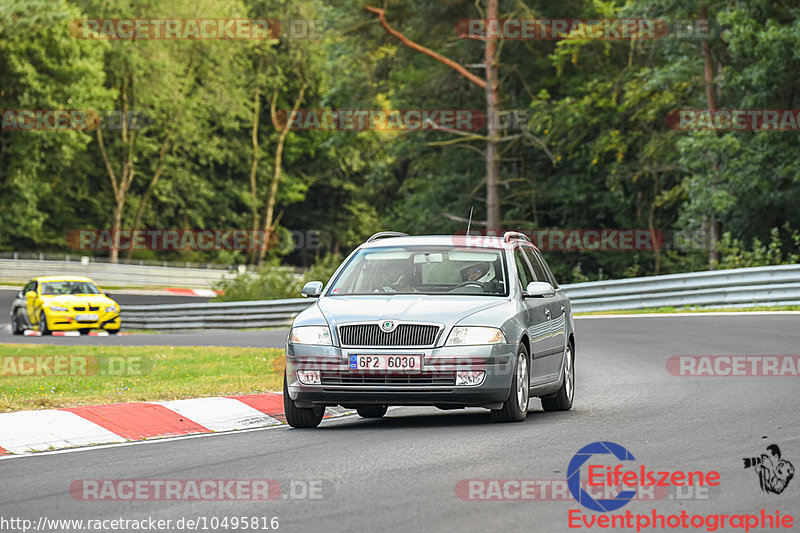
<box><xmin>39</xmin><ymin>311</ymin><xmax>50</xmax><ymax>335</ymax></box>
<box><xmin>542</xmin><ymin>342</ymin><xmax>574</xmax><ymax>412</ymax></box>
<box><xmin>490</xmin><ymin>344</ymin><xmax>530</xmax><ymax>423</ymax></box>
<box><xmin>79</xmin><ymin>328</ymin><xmax>92</xmax><ymax>335</ymax></box>
<box><xmin>10</xmin><ymin>312</ymin><xmax>22</xmax><ymax>335</ymax></box>
<box><xmin>107</xmin><ymin>329</ymin><xmax>119</xmax><ymax>335</ymax></box>
<box><xmin>283</xmin><ymin>372</ymin><xmax>324</xmax><ymax>428</ymax></box>
<box><xmin>356</xmin><ymin>405</ymin><xmax>387</xmax><ymax>418</ymax></box>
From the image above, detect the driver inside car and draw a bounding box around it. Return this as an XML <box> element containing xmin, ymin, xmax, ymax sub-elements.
<box><xmin>460</xmin><ymin>262</ymin><xmax>489</xmax><ymax>283</ymax></box>
<box><xmin>375</xmin><ymin>260</ymin><xmax>416</xmax><ymax>293</ymax></box>
<box><xmin>459</xmin><ymin>262</ymin><xmax>505</xmax><ymax>293</ymax></box>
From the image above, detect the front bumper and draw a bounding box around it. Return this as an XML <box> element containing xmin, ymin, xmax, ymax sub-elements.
<box><xmin>44</xmin><ymin>311</ymin><xmax>120</xmax><ymax>331</ymax></box>
<box><xmin>285</xmin><ymin>342</ymin><xmax>516</xmax><ymax>408</ymax></box>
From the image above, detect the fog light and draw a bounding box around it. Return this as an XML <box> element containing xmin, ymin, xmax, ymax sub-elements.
<box><xmin>456</xmin><ymin>370</ymin><xmax>486</xmax><ymax>386</ymax></box>
<box><xmin>297</xmin><ymin>370</ymin><xmax>321</xmax><ymax>385</ymax></box>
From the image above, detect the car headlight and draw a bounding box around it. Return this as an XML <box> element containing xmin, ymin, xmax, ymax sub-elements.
<box><xmin>105</xmin><ymin>305</ymin><xmax>117</xmax><ymax>313</ymax></box>
<box><xmin>290</xmin><ymin>326</ymin><xmax>332</xmax><ymax>345</ymax></box>
<box><xmin>445</xmin><ymin>326</ymin><xmax>505</xmax><ymax>346</ymax></box>
<box><xmin>47</xmin><ymin>305</ymin><xmax>68</xmax><ymax>312</ymax></box>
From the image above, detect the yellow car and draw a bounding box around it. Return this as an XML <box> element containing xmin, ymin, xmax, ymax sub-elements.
<box><xmin>9</xmin><ymin>276</ymin><xmax>121</xmax><ymax>335</ymax></box>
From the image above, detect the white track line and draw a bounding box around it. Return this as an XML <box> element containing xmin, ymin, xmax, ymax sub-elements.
<box><xmin>576</xmin><ymin>311</ymin><xmax>800</xmax><ymax>319</ymax></box>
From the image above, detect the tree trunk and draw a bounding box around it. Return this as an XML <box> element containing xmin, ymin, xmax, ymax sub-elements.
<box><xmin>249</xmin><ymin>85</ymin><xmax>261</xmax><ymax>265</ymax></box>
<box><xmin>484</xmin><ymin>0</ymin><xmax>501</xmax><ymax>231</ymax></box>
<box><xmin>700</xmin><ymin>5</ymin><xmax>720</xmax><ymax>268</ymax></box>
<box><xmin>257</xmin><ymin>83</ymin><xmax>308</xmax><ymax>266</ymax></box>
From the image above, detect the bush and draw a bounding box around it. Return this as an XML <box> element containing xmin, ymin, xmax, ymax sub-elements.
<box><xmin>713</xmin><ymin>225</ymin><xmax>800</xmax><ymax>270</ymax></box>
<box><xmin>212</xmin><ymin>254</ymin><xmax>343</xmax><ymax>302</ymax></box>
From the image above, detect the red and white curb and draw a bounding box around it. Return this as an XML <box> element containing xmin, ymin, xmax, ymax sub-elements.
<box><xmin>0</xmin><ymin>394</ymin><xmax>351</xmax><ymax>455</ymax></box>
<box><xmin>165</xmin><ymin>288</ymin><xmax>220</xmax><ymax>297</ymax></box>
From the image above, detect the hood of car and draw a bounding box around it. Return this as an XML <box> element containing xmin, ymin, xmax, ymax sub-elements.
<box><xmin>42</xmin><ymin>295</ymin><xmax>117</xmax><ymax>308</ymax></box>
<box><xmin>315</xmin><ymin>294</ymin><xmax>509</xmax><ymax>332</ymax></box>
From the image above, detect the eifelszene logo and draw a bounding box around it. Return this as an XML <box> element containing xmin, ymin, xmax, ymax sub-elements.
<box><xmin>743</xmin><ymin>444</ymin><xmax>794</xmax><ymax>495</ymax></box>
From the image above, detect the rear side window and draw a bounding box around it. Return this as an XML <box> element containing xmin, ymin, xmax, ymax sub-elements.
<box><xmin>532</xmin><ymin>249</ymin><xmax>559</xmax><ymax>288</ymax></box>
<box><xmin>522</xmin><ymin>247</ymin><xmax>549</xmax><ymax>283</ymax></box>
<box><xmin>513</xmin><ymin>248</ymin><xmax>534</xmax><ymax>288</ymax></box>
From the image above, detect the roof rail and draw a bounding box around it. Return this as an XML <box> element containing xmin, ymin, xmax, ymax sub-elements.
<box><xmin>366</xmin><ymin>231</ymin><xmax>410</xmax><ymax>243</ymax></box>
<box><xmin>503</xmin><ymin>231</ymin><xmax>532</xmax><ymax>243</ymax></box>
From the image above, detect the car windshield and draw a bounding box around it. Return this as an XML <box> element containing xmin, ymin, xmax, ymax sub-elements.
<box><xmin>328</xmin><ymin>245</ymin><xmax>507</xmax><ymax>296</ymax></box>
<box><xmin>41</xmin><ymin>281</ymin><xmax>100</xmax><ymax>295</ymax></box>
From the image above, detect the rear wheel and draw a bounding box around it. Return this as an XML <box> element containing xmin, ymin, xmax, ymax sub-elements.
<box><xmin>490</xmin><ymin>344</ymin><xmax>529</xmax><ymax>423</ymax></box>
<box><xmin>283</xmin><ymin>373</ymin><xmax>324</xmax><ymax>428</ymax></box>
<box><xmin>39</xmin><ymin>311</ymin><xmax>50</xmax><ymax>335</ymax></box>
<box><xmin>11</xmin><ymin>312</ymin><xmax>22</xmax><ymax>335</ymax></box>
<box><xmin>542</xmin><ymin>343</ymin><xmax>574</xmax><ymax>411</ymax></box>
<box><xmin>356</xmin><ymin>405</ymin><xmax>387</xmax><ymax>418</ymax></box>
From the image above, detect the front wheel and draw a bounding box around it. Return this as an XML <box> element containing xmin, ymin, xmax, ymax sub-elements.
<box><xmin>356</xmin><ymin>405</ymin><xmax>387</xmax><ymax>418</ymax></box>
<box><xmin>39</xmin><ymin>311</ymin><xmax>50</xmax><ymax>335</ymax></box>
<box><xmin>542</xmin><ymin>343</ymin><xmax>574</xmax><ymax>411</ymax></box>
<box><xmin>490</xmin><ymin>344</ymin><xmax>529</xmax><ymax>423</ymax></box>
<box><xmin>283</xmin><ymin>373</ymin><xmax>324</xmax><ymax>428</ymax></box>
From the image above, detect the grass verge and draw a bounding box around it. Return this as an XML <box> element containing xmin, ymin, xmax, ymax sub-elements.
<box><xmin>0</xmin><ymin>344</ymin><xmax>285</xmax><ymax>412</ymax></box>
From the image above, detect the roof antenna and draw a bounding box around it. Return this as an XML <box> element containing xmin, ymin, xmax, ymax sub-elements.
<box><xmin>466</xmin><ymin>206</ymin><xmax>474</xmax><ymax>235</ymax></box>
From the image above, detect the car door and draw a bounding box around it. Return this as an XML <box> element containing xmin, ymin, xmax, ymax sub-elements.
<box><xmin>513</xmin><ymin>247</ymin><xmax>550</xmax><ymax>385</ymax></box>
<box><xmin>517</xmin><ymin>246</ymin><xmax>559</xmax><ymax>382</ymax></box>
<box><xmin>527</xmin><ymin>248</ymin><xmax>567</xmax><ymax>365</ymax></box>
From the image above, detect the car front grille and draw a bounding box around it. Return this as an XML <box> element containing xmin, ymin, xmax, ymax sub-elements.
<box><xmin>89</xmin><ymin>305</ymin><xmax>100</xmax><ymax>311</ymax></box>
<box><xmin>73</xmin><ymin>306</ymin><xmax>86</xmax><ymax>311</ymax></box>
<box><xmin>338</xmin><ymin>324</ymin><xmax>440</xmax><ymax>347</ymax></box>
<box><xmin>321</xmin><ymin>371</ymin><xmax>455</xmax><ymax>386</ymax></box>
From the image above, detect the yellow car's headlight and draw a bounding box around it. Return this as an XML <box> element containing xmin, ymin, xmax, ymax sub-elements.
<box><xmin>290</xmin><ymin>326</ymin><xmax>332</xmax><ymax>345</ymax></box>
<box><xmin>48</xmin><ymin>305</ymin><xmax>68</xmax><ymax>312</ymax></box>
<box><xmin>105</xmin><ymin>305</ymin><xmax>117</xmax><ymax>313</ymax></box>
<box><xmin>445</xmin><ymin>326</ymin><xmax>505</xmax><ymax>346</ymax></box>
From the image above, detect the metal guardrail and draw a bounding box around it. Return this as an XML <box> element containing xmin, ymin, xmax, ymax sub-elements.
<box><xmin>560</xmin><ymin>264</ymin><xmax>800</xmax><ymax>313</ymax></box>
<box><xmin>122</xmin><ymin>298</ymin><xmax>313</xmax><ymax>329</ymax></box>
<box><xmin>0</xmin><ymin>258</ymin><xmax>234</xmax><ymax>288</ymax></box>
<box><xmin>119</xmin><ymin>265</ymin><xmax>800</xmax><ymax>329</ymax></box>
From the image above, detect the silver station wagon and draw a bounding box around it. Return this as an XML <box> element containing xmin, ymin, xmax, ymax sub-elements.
<box><xmin>283</xmin><ymin>231</ymin><xmax>575</xmax><ymax>428</ymax></box>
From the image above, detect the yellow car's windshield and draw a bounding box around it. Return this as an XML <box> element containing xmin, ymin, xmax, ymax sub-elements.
<box><xmin>41</xmin><ymin>281</ymin><xmax>101</xmax><ymax>295</ymax></box>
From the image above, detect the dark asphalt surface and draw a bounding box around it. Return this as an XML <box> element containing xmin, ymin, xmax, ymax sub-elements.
<box><xmin>0</xmin><ymin>315</ymin><xmax>797</xmax><ymax>533</ymax></box>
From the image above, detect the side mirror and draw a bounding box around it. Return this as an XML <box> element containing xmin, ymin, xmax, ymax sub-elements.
<box><xmin>524</xmin><ymin>281</ymin><xmax>554</xmax><ymax>298</ymax></box>
<box><xmin>301</xmin><ymin>281</ymin><xmax>323</xmax><ymax>298</ymax></box>
<box><xmin>25</xmin><ymin>291</ymin><xmax>37</xmax><ymax>299</ymax></box>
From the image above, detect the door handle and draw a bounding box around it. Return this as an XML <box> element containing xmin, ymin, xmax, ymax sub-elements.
<box><xmin>560</xmin><ymin>305</ymin><xmax>566</xmax><ymax>313</ymax></box>
<box><xmin>544</xmin><ymin>308</ymin><xmax>551</xmax><ymax>319</ymax></box>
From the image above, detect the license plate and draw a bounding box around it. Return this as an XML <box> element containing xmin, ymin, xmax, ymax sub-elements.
<box><xmin>75</xmin><ymin>313</ymin><xmax>98</xmax><ymax>322</ymax></box>
<box><xmin>349</xmin><ymin>354</ymin><xmax>422</xmax><ymax>372</ymax></box>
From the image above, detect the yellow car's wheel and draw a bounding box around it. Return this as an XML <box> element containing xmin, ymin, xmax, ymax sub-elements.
<box><xmin>39</xmin><ymin>311</ymin><xmax>51</xmax><ymax>335</ymax></box>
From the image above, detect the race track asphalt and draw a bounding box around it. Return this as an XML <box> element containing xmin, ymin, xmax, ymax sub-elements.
<box><xmin>0</xmin><ymin>314</ymin><xmax>796</xmax><ymax>533</ymax></box>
